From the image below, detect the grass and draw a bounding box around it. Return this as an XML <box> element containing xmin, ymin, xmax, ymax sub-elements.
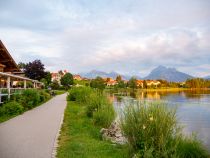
<box><xmin>54</xmin><ymin>90</ymin><xmax>66</xmax><ymax>95</ymax></box>
<box><xmin>57</xmin><ymin>101</ymin><xmax>129</xmax><ymax>158</ymax></box>
<box><xmin>121</xmin><ymin>101</ymin><xmax>209</xmax><ymax>158</ymax></box>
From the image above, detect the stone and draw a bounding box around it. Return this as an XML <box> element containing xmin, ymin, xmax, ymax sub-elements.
<box><xmin>100</xmin><ymin>119</ymin><xmax>127</xmax><ymax>145</ymax></box>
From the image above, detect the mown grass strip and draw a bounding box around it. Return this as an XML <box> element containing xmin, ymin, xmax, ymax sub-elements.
<box><xmin>57</xmin><ymin>101</ymin><xmax>129</xmax><ymax>158</ymax></box>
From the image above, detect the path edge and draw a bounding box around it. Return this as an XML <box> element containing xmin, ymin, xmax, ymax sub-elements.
<box><xmin>51</xmin><ymin>98</ymin><xmax>66</xmax><ymax>158</ymax></box>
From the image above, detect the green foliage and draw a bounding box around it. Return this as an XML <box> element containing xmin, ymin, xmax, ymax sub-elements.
<box><xmin>57</xmin><ymin>101</ymin><xmax>129</xmax><ymax>158</ymax></box>
<box><xmin>117</xmin><ymin>80</ymin><xmax>126</xmax><ymax>88</ymax></box>
<box><xmin>116</xmin><ymin>75</ymin><xmax>122</xmax><ymax>82</ymax></box>
<box><xmin>92</xmin><ymin>98</ymin><xmax>115</xmax><ymax>128</ymax></box>
<box><xmin>0</xmin><ymin>89</ymin><xmax>51</xmax><ymax>123</ymax></box>
<box><xmin>44</xmin><ymin>71</ymin><xmax>52</xmax><ymax>85</ymax></box>
<box><xmin>0</xmin><ymin>101</ymin><xmax>23</xmax><ymax>116</ymax></box>
<box><xmin>128</xmin><ymin>77</ymin><xmax>137</xmax><ymax>89</ymax></box>
<box><xmin>20</xmin><ymin>89</ymin><xmax>41</xmax><ymax>109</ymax></box>
<box><xmin>39</xmin><ymin>90</ymin><xmax>51</xmax><ymax>102</ymax></box>
<box><xmin>176</xmin><ymin>136</ymin><xmax>209</xmax><ymax>158</ymax></box>
<box><xmin>67</xmin><ymin>87</ymin><xmax>116</xmax><ymax>128</ymax></box>
<box><xmin>60</xmin><ymin>73</ymin><xmax>74</xmax><ymax>89</ymax></box>
<box><xmin>90</xmin><ymin>76</ymin><xmax>105</xmax><ymax>90</ymax></box>
<box><xmin>185</xmin><ymin>78</ymin><xmax>210</xmax><ymax>88</ymax></box>
<box><xmin>67</xmin><ymin>87</ymin><xmax>93</xmax><ymax>103</ymax></box>
<box><xmin>121</xmin><ymin>101</ymin><xmax>209</xmax><ymax>157</ymax></box>
<box><xmin>50</xmin><ymin>80</ymin><xmax>60</xmax><ymax>90</ymax></box>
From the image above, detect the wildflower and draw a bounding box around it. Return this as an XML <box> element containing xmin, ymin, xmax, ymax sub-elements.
<box><xmin>149</xmin><ymin>116</ymin><xmax>154</xmax><ymax>121</ymax></box>
<box><xmin>143</xmin><ymin>125</ymin><xmax>146</xmax><ymax>129</ymax></box>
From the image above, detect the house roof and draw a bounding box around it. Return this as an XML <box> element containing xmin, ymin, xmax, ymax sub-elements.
<box><xmin>0</xmin><ymin>40</ymin><xmax>20</xmax><ymax>72</ymax></box>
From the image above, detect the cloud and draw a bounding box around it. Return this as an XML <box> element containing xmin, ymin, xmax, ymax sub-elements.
<box><xmin>0</xmin><ymin>0</ymin><xmax>210</xmax><ymax>76</ymax></box>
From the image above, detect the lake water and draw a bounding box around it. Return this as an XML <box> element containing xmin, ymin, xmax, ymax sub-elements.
<box><xmin>109</xmin><ymin>89</ymin><xmax>210</xmax><ymax>150</ymax></box>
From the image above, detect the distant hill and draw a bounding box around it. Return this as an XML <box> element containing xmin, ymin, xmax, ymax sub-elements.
<box><xmin>80</xmin><ymin>70</ymin><xmax>130</xmax><ymax>80</ymax></box>
<box><xmin>204</xmin><ymin>76</ymin><xmax>210</xmax><ymax>80</ymax></box>
<box><xmin>144</xmin><ymin>66</ymin><xmax>193</xmax><ymax>82</ymax></box>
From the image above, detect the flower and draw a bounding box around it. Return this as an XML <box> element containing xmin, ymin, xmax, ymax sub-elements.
<box><xmin>143</xmin><ymin>125</ymin><xmax>146</xmax><ymax>129</ymax></box>
<box><xmin>149</xmin><ymin>116</ymin><xmax>154</xmax><ymax>121</ymax></box>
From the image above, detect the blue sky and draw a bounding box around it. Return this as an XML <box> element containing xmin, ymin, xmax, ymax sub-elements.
<box><xmin>0</xmin><ymin>0</ymin><xmax>210</xmax><ymax>77</ymax></box>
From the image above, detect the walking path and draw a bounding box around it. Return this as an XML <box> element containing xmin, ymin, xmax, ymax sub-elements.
<box><xmin>0</xmin><ymin>93</ymin><xmax>67</xmax><ymax>158</ymax></box>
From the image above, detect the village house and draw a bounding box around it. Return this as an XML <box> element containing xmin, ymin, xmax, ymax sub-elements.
<box><xmin>136</xmin><ymin>80</ymin><xmax>144</xmax><ymax>88</ymax></box>
<box><xmin>73</xmin><ymin>74</ymin><xmax>82</xmax><ymax>81</ymax></box>
<box><xmin>51</xmin><ymin>70</ymin><xmax>68</xmax><ymax>84</ymax></box>
<box><xmin>106</xmin><ymin>80</ymin><xmax>118</xmax><ymax>86</ymax></box>
<box><xmin>146</xmin><ymin>80</ymin><xmax>161</xmax><ymax>87</ymax></box>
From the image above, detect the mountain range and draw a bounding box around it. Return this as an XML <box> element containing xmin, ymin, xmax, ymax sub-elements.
<box><xmin>144</xmin><ymin>66</ymin><xmax>193</xmax><ymax>82</ymax></box>
<box><xmin>80</xmin><ymin>66</ymin><xmax>197</xmax><ymax>82</ymax></box>
<box><xmin>80</xmin><ymin>70</ymin><xmax>131</xmax><ymax>80</ymax></box>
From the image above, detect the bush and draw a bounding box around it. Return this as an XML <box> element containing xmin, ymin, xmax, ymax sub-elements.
<box><xmin>67</xmin><ymin>87</ymin><xmax>93</xmax><ymax>103</ymax></box>
<box><xmin>39</xmin><ymin>90</ymin><xmax>51</xmax><ymax>102</ymax></box>
<box><xmin>20</xmin><ymin>89</ymin><xmax>41</xmax><ymax>109</ymax></box>
<box><xmin>86</xmin><ymin>93</ymin><xmax>115</xmax><ymax>128</ymax></box>
<box><xmin>121</xmin><ymin>101</ymin><xmax>209</xmax><ymax>158</ymax></box>
<box><xmin>93</xmin><ymin>100</ymin><xmax>115</xmax><ymax>128</ymax></box>
<box><xmin>68</xmin><ymin>87</ymin><xmax>116</xmax><ymax>128</ymax></box>
<box><xmin>1</xmin><ymin>101</ymin><xmax>24</xmax><ymax>116</ymax></box>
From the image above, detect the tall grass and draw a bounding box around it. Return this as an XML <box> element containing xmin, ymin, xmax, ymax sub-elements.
<box><xmin>68</xmin><ymin>87</ymin><xmax>115</xmax><ymax>128</ymax></box>
<box><xmin>121</xmin><ymin>101</ymin><xmax>209</xmax><ymax>158</ymax></box>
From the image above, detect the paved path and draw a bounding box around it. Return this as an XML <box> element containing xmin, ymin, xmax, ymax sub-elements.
<box><xmin>0</xmin><ymin>93</ymin><xmax>67</xmax><ymax>158</ymax></box>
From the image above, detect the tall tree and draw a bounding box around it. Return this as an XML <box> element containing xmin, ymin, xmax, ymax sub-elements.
<box><xmin>90</xmin><ymin>76</ymin><xmax>105</xmax><ymax>90</ymax></box>
<box><xmin>116</xmin><ymin>75</ymin><xmax>122</xmax><ymax>82</ymax></box>
<box><xmin>18</xmin><ymin>62</ymin><xmax>26</xmax><ymax>71</ymax></box>
<box><xmin>128</xmin><ymin>77</ymin><xmax>137</xmax><ymax>90</ymax></box>
<box><xmin>24</xmin><ymin>60</ymin><xmax>45</xmax><ymax>81</ymax></box>
<box><xmin>60</xmin><ymin>73</ymin><xmax>74</xmax><ymax>89</ymax></box>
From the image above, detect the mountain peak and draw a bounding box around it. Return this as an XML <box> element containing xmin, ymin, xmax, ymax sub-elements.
<box><xmin>145</xmin><ymin>66</ymin><xmax>193</xmax><ymax>82</ymax></box>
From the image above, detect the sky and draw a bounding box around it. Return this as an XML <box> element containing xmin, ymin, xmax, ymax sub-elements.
<box><xmin>0</xmin><ymin>0</ymin><xmax>210</xmax><ymax>77</ymax></box>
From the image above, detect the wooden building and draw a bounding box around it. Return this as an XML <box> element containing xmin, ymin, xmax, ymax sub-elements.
<box><xmin>0</xmin><ymin>40</ymin><xmax>42</xmax><ymax>102</ymax></box>
<box><xmin>0</xmin><ymin>40</ymin><xmax>20</xmax><ymax>73</ymax></box>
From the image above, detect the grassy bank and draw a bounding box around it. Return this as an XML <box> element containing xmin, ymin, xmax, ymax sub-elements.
<box><xmin>121</xmin><ymin>101</ymin><xmax>209</xmax><ymax>158</ymax></box>
<box><xmin>0</xmin><ymin>89</ymin><xmax>52</xmax><ymax>123</ymax></box>
<box><xmin>57</xmin><ymin>101</ymin><xmax>129</xmax><ymax>158</ymax></box>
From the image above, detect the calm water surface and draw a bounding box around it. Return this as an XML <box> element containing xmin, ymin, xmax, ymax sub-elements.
<box><xmin>110</xmin><ymin>89</ymin><xmax>210</xmax><ymax>150</ymax></box>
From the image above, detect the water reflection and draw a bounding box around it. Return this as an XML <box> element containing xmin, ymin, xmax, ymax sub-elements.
<box><xmin>109</xmin><ymin>89</ymin><xmax>210</xmax><ymax>150</ymax></box>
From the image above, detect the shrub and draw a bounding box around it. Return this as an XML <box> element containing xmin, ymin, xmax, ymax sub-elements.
<box><xmin>21</xmin><ymin>89</ymin><xmax>41</xmax><ymax>109</ymax></box>
<box><xmin>67</xmin><ymin>87</ymin><xmax>93</xmax><ymax>103</ymax></box>
<box><xmin>93</xmin><ymin>100</ymin><xmax>115</xmax><ymax>128</ymax></box>
<box><xmin>121</xmin><ymin>101</ymin><xmax>209</xmax><ymax>158</ymax></box>
<box><xmin>39</xmin><ymin>90</ymin><xmax>51</xmax><ymax>102</ymax></box>
<box><xmin>86</xmin><ymin>93</ymin><xmax>115</xmax><ymax>127</ymax></box>
<box><xmin>1</xmin><ymin>101</ymin><xmax>24</xmax><ymax>116</ymax></box>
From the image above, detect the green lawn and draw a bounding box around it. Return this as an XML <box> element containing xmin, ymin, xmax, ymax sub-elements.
<box><xmin>57</xmin><ymin>101</ymin><xmax>129</xmax><ymax>158</ymax></box>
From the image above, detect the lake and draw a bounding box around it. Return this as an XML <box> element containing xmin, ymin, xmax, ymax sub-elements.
<box><xmin>109</xmin><ymin>89</ymin><xmax>210</xmax><ymax>150</ymax></box>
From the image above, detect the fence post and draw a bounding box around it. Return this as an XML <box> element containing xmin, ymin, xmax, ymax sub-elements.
<box><xmin>7</xmin><ymin>76</ymin><xmax>10</xmax><ymax>99</ymax></box>
<box><xmin>24</xmin><ymin>80</ymin><xmax>27</xmax><ymax>89</ymax></box>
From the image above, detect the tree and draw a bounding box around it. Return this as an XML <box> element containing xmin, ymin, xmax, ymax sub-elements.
<box><xmin>60</xmin><ymin>73</ymin><xmax>74</xmax><ymax>89</ymax></box>
<box><xmin>116</xmin><ymin>75</ymin><xmax>122</xmax><ymax>82</ymax></box>
<box><xmin>90</xmin><ymin>76</ymin><xmax>105</xmax><ymax>90</ymax></box>
<box><xmin>50</xmin><ymin>80</ymin><xmax>60</xmax><ymax>90</ymax></box>
<box><xmin>44</xmin><ymin>71</ymin><xmax>52</xmax><ymax>85</ymax></box>
<box><xmin>18</xmin><ymin>62</ymin><xmax>26</xmax><ymax>71</ymax></box>
<box><xmin>128</xmin><ymin>77</ymin><xmax>137</xmax><ymax>90</ymax></box>
<box><xmin>24</xmin><ymin>60</ymin><xmax>45</xmax><ymax>81</ymax></box>
<box><xmin>117</xmin><ymin>80</ymin><xmax>126</xmax><ymax>88</ymax></box>
<box><xmin>143</xmin><ymin>80</ymin><xmax>147</xmax><ymax>89</ymax></box>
